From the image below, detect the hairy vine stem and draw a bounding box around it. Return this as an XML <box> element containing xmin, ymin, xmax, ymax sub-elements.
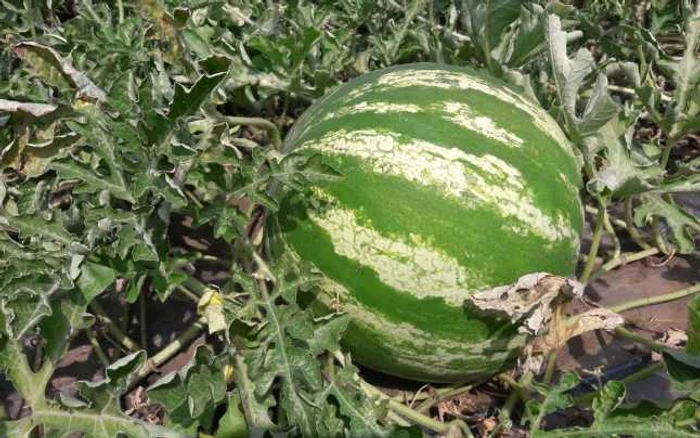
<box><xmin>498</xmin><ymin>371</ymin><xmax>533</xmax><ymax>428</ymax></box>
<box><xmin>90</xmin><ymin>301</ymin><xmax>141</xmax><ymax>352</ymax></box>
<box><xmin>588</xmin><ymin>247</ymin><xmax>660</xmax><ymax>282</ymax></box>
<box><xmin>613</xmin><ymin>326</ymin><xmax>670</xmax><ymax>351</ymax></box>
<box><xmin>86</xmin><ymin>329</ymin><xmax>110</xmax><ymax>366</ymax></box>
<box><xmin>624</xmin><ymin>197</ymin><xmax>652</xmax><ymax>249</ymax></box>
<box><xmin>211</xmin><ymin>113</ymin><xmax>282</xmax><ymax>149</ymax></box>
<box><xmin>580</xmin><ymin>205</ymin><xmax>606</xmax><ymax>284</ymax></box>
<box><xmin>126</xmin><ymin>317</ymin><xmax>207</xmax><ymax>391</ymax></box>
<box><xmin>572</xmin><ymin>362</ymin><xmax>665</xmax><ymax>404</ymax></box>
<box><xmin>139</xmin><ymin>291</ymin><xmax>148</xmax><ymax>350</ymax></box>
<box><xmin>609</xmin><ymin>283</ymin><xmax>700</xmax><ymax>314</ymax></box>
<box><xmin>360</xmin><ymin>380</ymin><xmax>472</xmax><ymax>436</ymax></box>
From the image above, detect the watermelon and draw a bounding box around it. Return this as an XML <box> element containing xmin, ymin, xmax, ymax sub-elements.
<box><xmin>276</xmin><ymin>63</ymin><xmax>583</xmax><ymax>383</ymax></box>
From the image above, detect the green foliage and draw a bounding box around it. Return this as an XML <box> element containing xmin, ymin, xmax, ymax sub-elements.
<box><xmin>149</xmin><ymin>345</ymin><xmax>229</xmax><ymax>433</ymax></box>
<box><xmin>526</xmin><ymin>373</ymin><xmax>699</xmax><ymax>437</ymax></box>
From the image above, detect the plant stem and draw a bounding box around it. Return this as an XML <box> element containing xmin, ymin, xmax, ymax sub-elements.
<box><xmin>660</xmin><ymin>139</ymin><xmax>676</xmax><ymax>169</ymax></box>
<box><xmin>607</xmin><ymin>84</ymin><xmax>672</xmax><ymax>103</ymax></box>
<box><xmin>386</xmin><ymin>411</ymin><xmax>412</xmax><ymax>427</ymax></box>
<box><xmin>624</xmin><ymin>197</ymin><xmax>651</xmax><ymax>249</ymax></box>
<box><xmin>392</xmin><ymin>383</ymin><xmax>472</xmax><ymax>402</ymax></box>
<box><xmin>413</xmin><ymin>385</ymin><xmax>474</xmax><ymax>414</ymax></box>
<box><xmin>614</xmin><ymin>326</ymin><xmax>670</xmax><ymax>351</ymax></box>
<box><xmin>572</xmin><ymin>361</ymin><xmax>665</xmax><ymax>404</ymax></box>
<box><xmin>212</xmin><ymin>114</ymin><xmax>282</xmax><ymax>149</ymax></box>
<box><xmin>588</xmin><ymin>247</ymin><xmax>660</xmax><ymax>282</ymax></box>
<box><xmin>117</xmin><ymin>0</ymin><xmax>125</xmax><ymax>23</ymax></box>
<box><xmin>85</xmin><ymin>329</ymin><xmax>110</xmax><ymax>367</ymax></box>
<box><xmin>177</xmin><ymin>285</ymin><xmax>201</xmax><ymax>303</ymax></box>
<box><xmin>102</xmin><ymin>331</ymin><xmax>130</xmax><ymax>354</ymax></box>
<box><xmin>651</xmin><ymin>217</ymin><xmax>671</xmax><ymax>254</ymax></box>
<box><xmin>585</xmin><ymin>205</ymin><xmax>627</xmax><ymax>230</ymax></box>
<box><xmin>609</xmin><ymin>283</ymin><xmax>700</xmax><ymax>314</ymax></box>
<box><xmin>361</xmin><ymin>381</ymin><xmax>454</xmax><ymax>434</ymax></box>
<box><xmin>182</xmin><ymin>276</ymin><xmax>209</xmax><ymax>296</ymax></box>
<box><xmin>120</xmin><ymin>303</ymin><xmax>131</xmax><ymax>340</ymax></box>
<box><xmin>90</xmin><ymin>302</ymin><xmax>141</xmax><ymax>352</ymax></box>
<box><xmin>129</xmin><ymin>317</ymin><xmax>206</xmax><ymax>390</ymax></box>
<box><xmin>139</xmin><ymin>291</ymin><xmax>148</xmax><ymax>351</ymax></box>
<box><xmin>198</xmin><ymin>254</ymin><xmax>232</xmax><ymax>268</ymax></box>
<box><xmin>543</xmin><ymin>351</ymin><xmax>559</xmax><ymax>385</ymax></box>
<box><xmin>602</xmin><ymin>208</ymin><xmax>621</xmax><ymax>260</ymax></box>
<box><xmin>185</xmin><ymin>188</ymin><xmax>204</xmax><ymax>209</ymax></box>
<box><xmin>499</xmin><ymin>371</ymin><xmax>534</xmax><ymax>427</ymax></box>
<box><xmin>580</xmin><ymin>205</ymin><xmax>606</xmax><ymax>284</ymax></box>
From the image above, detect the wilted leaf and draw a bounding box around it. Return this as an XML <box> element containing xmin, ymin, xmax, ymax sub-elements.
<box><xmin>530</xmin><ymin>307</ymin><xmax>624</xmax><ymax>359</ymax></box>
<box><xmin>467</xmin><ymin>272</ymin><xmax>583</xmax><ymax>335</ymax></box>
<box><xmin>197</xmin><ymin>288</ymin><xmax>227</xmax><ymax>334</ymax></box>
<box><xmin>0</xmin><ymin>98</ymin><xmax>57</xmax><ymax>117</ymax></box>
<box><xmin>14</xmin><ymin>42</ymin><xmax>107</xmax><ymax>102</ymax></box>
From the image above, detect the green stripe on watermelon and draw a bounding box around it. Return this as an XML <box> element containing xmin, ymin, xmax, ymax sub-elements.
<box><xmin>277</xmin><ymin>63</ymin><xmax>583</xmax><ymax>382</ymax></box>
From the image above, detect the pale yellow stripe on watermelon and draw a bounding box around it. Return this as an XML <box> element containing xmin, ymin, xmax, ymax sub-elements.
<box><xmin>347</xmin><ymin>69</ymin><xmax>573</xmax><ymax>155</ymax></box>
<box><xmin>320</xmin><ymin>100</ymin><xmax>524</xmax><ymax>149</ymax></box>
<box><xmin>301</xmin><ymin>130</ymin><xmax>575</xmax><ymax>242</ymax></box>
<box><xmin>322</xmin><ymin>101</ymin><xmax>422</xmax><ymax>120</ymax></box>
<box><xmin>309</xmin><ymin>199</ymin><xmax>478</xmax><ymax>306</ymax></box>
<box><xmin>318</xmin><ymin>279</ymin><xmax>522</xmax><ymax>375</ymax></box>
<box><xmin>441</xmin><ymin>101</ymin><xmax>524</xmax><ymax>148</ymax></box>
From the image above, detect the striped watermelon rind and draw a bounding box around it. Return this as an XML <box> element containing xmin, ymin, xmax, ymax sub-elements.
<box><xmin>276</xmin><ymin>63</ymin><xmax>583</xmax><ymax>382</ymax></box>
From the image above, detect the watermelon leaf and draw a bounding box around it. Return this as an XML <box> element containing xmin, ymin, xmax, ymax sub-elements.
<box><xmin>460</xmin><ymin>0</ymin><xmax>523</xmax><ymax>69</ymax></box>
<box><xmin>546</xmin><ymin>14</ymin><xmax>595</xmax><ymax>132</ymax></box>
<box><xmin>634</xmin><ymin>194</ymin><xmax>700</xmax><ymax>253</ymax></box>
<box><xmin>148</xmin><ymin>345</ymin><xmax>228</xmax><ymax>432</ymax></box>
